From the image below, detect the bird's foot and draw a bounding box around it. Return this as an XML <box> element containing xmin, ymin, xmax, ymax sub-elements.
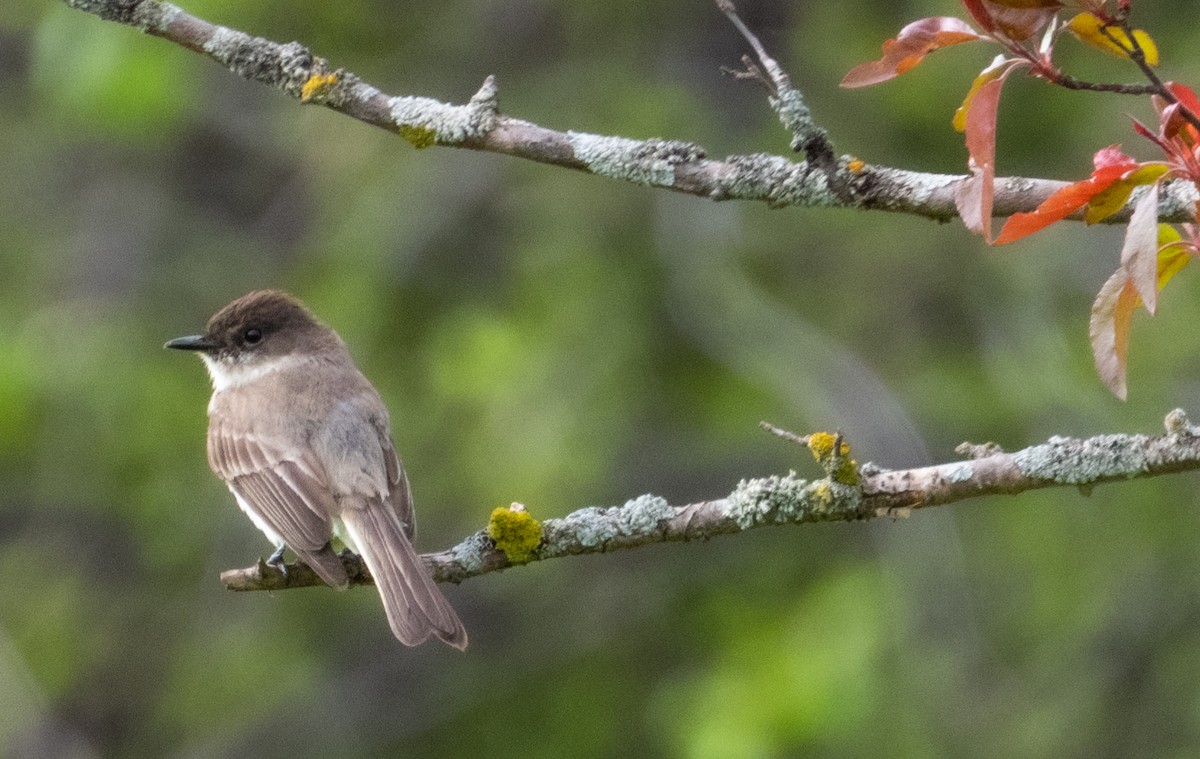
<box><xmin>266</xmin><ymin>545</ymin><xmax>289</xmax><ymax>577</ymax></box>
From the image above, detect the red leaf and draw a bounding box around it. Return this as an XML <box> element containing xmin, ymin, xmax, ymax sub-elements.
<box><xmin>841</xmin><ymin>17</ymin><xmax>981</xmax><ymax>88</ymax></box>
<box><xmin>1093</xmin><ymin>144</ymin><xmax>1140</xmax><ymax>173</ymax></box>
<box><xmin>955</xmin><ymin>62</ymin><xmax>1024</xmax><ymax>240</ymax></box>
<box><xmin>1162</xmin><ymin>82</ymin><xmax>1200</xmax><ymax>144</ymax></box>
<box><xmin>1167</xmin><ymin>82</ymin><xmax>1200</xmax><ymax>118</ymax></box>
<box><xmin>961</xmin><ymin>0</ymin><xmax>1060</xmax><ymax>41</ymax></box>
<box><xmin>1120</xmin><ymin>183</ymin><xmax>1162</xmax><ymax>313</ymax></box>
<box><xmin>1089</xmin><ymin>270</ymin><xmax>1139</xmax><ymax>400</ymax></box>
<box><xmin>993</xmin><ymin>145</ymin><xmax>1138</xmax><ymax>244</ymax></box>
<box><xmin>993</xmin><ymin>183</ymin><xmax>1091</xmax><ymax>243</ymax></box>
<box><xmin>960</xmin><ymin>0</ymin><xmax>999</xmax><ymax>33</ymax></box>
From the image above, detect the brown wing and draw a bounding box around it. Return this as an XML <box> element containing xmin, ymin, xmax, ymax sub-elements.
<box><xmin>378</xmin><ymin>430</ymin><xmax>416</xmax><ymax>541</ymax></box>
<box><xmin>208</xmin><ymin>418</ymin><xmax>348</xmax><ymax>589</ymax></box>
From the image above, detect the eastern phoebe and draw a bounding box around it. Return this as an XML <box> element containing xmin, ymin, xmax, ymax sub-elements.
<box><xmin>166</xmin><ymin>290</ymin><xmax>467</xmax><ymax>649</ymax></box>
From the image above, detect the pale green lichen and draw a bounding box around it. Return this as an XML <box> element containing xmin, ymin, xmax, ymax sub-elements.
<box><xmin>566</xmin><ymin>133</ymin><xmax>704</xmax><ymax>187</ymax></box>
<box><xmin>725</xmin><ymin>471</ymin><xmax>863</xmax><ymax>529</ymax></box>
<box><xmin>614</xmin><ymin>494</ymin><xmax>674</xmax><ymax>533</ymax></box>
<box><xmin>202</xmin><ymin>26</ymin><xmax>251</xmax><ymax>62</ymax></box>
<box><xmin>446</xmin><ymin>531</ymin><xmax>490</xmax><ymax>575</ymax></box>
<box><xmin>774</xmin><ymin>89</ymin><xmax>820</xmax><ymax>146</ymax></box>
<box><xmin>199</xmin><ymin>26</ymin><xmax>315</xmax><ymax>96</ymax></box>
<box><xmin>551</xmin><ymin>506</ymin><xmax>607</xmax><ymax>550</ymax></box>
<box><xmin>945</xmin><ymin>464</ymin><xmax>974</xmax><ymax>483</ymax></box>
<box><xmin>1013</xmin><ymin>434</ymin><xmax>1151</xmax><ymax>485</ymax></box>
<box><xmin>540</xmin><ymin>494</ymin><xmax>673</xmax><ymax>554</ymax></box>
<box><xmin>67</xmin><ymin>0</ymin><xmax>180</xmax><ymax>29</ymax></box>
<box><xmin>134</xmin><ymin>0</ymin><xmax>182</xmax><ymax>31</ymax></box>
<box><xmin>721</xmin><ymin>153</ymin><xmax>835</xmax><ymax>208</ymax></box>
<box><xmin>388</xmin><ymin>78</ymin><xmax>497</xmax><ymax>147</ymax></box>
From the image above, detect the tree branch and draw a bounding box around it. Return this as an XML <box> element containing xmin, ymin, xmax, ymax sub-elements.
<box><xmin>220</xmin><ymin>409</ymin><xmax>1200</xmax><ymax>592</ymax></box>
<box><xmin>715</xmin><ymin>0</ymin><xmax>835</xmax><ymax>173</ymax></box>
<box><xmin>61</xmin><ymin>0</ymin><xmax>1200</xmax><ymax>224</ymax></box>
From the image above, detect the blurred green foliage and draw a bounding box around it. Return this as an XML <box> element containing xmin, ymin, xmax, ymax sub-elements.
<box><xmin>3</xmin><ymin>0</ymin><xmax>1200</xmax><ymax>757</ymax></box>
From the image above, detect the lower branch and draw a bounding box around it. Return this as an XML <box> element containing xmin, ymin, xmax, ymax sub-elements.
<box><xmin>220</xmin><ymin>409</ymin><xmax>1200</xmax><ymax>592</ymax></box>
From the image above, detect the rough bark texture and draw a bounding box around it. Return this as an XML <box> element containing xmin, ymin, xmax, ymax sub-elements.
<box><xmin>219</xmin><ymin>411</ymin><xmax>1200</xmax><ymax>592</ymax></box>
<box><xmin>62</xmin><ymin>0</ymin><xmax>1200</xmax><ymax>223</ymax></box>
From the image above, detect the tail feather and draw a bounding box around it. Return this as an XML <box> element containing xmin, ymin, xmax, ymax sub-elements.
<box><xmin>295</xmin><ymin>544</ymin><xmax>350</xmax><ymax>590</ymax></box>
<box><xmin>340</xmin><ymin>504</ymin><xmax>467</xmax><ymax>649</ymax></box>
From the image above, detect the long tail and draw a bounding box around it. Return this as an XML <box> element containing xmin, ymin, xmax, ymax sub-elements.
<box><xmin>339</xmin><ymin>503</ymin><xmax>467</xmax><ymax>649</ymax></box>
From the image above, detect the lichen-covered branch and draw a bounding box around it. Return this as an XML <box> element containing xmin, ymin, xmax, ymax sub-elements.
<box><xmin>220</xmin><ymin>410</ymin><xmax>1200</xmax><ymax>592</ymax></box>
<box><xmin>62</xmin><ymin>0</ymin><xmax>1200</xmax><ymax>223</ymax></box>
<box><xmin>716</xmin><ymin>0</ymin><xmax>834</xmax><ymax>172</ymax></box>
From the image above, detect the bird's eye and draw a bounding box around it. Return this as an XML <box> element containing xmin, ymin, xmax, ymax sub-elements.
<box><xmin>243</xmin><ymin>328</ymin><xmax>263</xmax><ymax>345</ymax></box>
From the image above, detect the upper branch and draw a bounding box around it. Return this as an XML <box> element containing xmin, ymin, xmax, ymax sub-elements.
<box><xmin>220</xmin><ymin>410</ymin><xmax>1200</xmax><ymax>592</ymax></box>
<box><xmin>62</xmin><ymin>0</ymin><xmax>1200</xmax><ymax>223</ymax></box>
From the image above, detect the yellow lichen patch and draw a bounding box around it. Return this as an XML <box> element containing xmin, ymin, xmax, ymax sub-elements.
<box><xmin>833</xmin><ymin>459</ymin><xmax>860</xmax><ymax>486</ymax></box>
<box><xmin>811</xmin><ymin>480</ymin><xmax>834</xmax><ymax>512</ymax></box>
<box><xmin>487</xmin><ymin>505</ymin><xmax>543</xmax><ymax>564</ymax></box>
<box><xmin>806</xmin><ymin>431</ymin><xmax>860</xmax><ymax>486</ymax></box>
<box><xmin>398</xmin><ymin>124</ymin><xmax>437</xmax><ymax>149</ymax></box>
<box><xmin>300</xmin><ymin>72</ymin><xmax>338</xmax><ymax>103</ymax></box>
<box><xmin>806</xmin><ymin>431</ymin><xmax>847</xmax><ymax>460</ymax></box>
<box><xmin>847</xmin><ymin>158</ymin><xmax>865</xmax><ymax>174</ymax></box>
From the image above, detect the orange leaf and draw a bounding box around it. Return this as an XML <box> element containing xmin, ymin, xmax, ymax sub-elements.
<box><xmin>1084</xmin><ymin>163</ymin><xmax>1169</xmax><ymax>224</ymax></box>
<box><xmin>841</xmin><ymin>17</ymin><xmax>981</xmax><ymax>88</ymax></box>
<box><xmin>993</xmin><ymin>146</ymin><xmax>1139</xmax><ymax>244</ymax></box>
<box><xmin>1089</xmin><ymin>270</ymin><xmax>1139</xmax><ymax>400</ymax></box>
<box><xmin>1066</xmin><ymin>12</ymin><xmax>1159</xmax><ymax>65</ymax></box>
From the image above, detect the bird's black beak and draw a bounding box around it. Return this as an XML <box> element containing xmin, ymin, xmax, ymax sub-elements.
<box><xmin>164</xmin><ymin>334</ymin><xmax>213</xmax><ymax>352</ymax></box>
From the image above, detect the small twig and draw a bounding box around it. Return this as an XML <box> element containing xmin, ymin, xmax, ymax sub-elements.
<box><xmin>716</xmin><ymin>1</ymin><xmax>784</xmax><ymax>87</ymax></box>
<box><xmin>1038</xmin><ymin>73</ymin><xmax>1157</xmax><ymax>95</ymax></box>
<box><xmin>715</xmin><ymin>0</ymin><xmax>835</xmax><ymax>171</ymax></box>
<box><xmin>719</xmin><ymin>55</ymin><xmax>772</xmax><ymax>95</ymax></box>
<box><xmin>1100</xmin><ymin>19</ymin><xmax>1200</xmax><ymax>134</ymax></box>
<box><xmin>759</xmin><ymin>420</ymin><xmax>809</xmax><ymax>446</ymax></box>
<box><xmin>997</xmin><ymin>20</ymin><xmax>1158</xmax><ymax>97</ymax></box>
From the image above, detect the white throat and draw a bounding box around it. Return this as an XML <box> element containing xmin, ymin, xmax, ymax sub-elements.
<box><xmin>201</xmin><ymin>353</ymin><xmax>306</xmax><ymax>394</ymax></box>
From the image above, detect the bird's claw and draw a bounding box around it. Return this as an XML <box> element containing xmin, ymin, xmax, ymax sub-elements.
<box><xmin>266</xmin><ymin>545</ymin><xmax>289</xmax><ymax>577</ymax></box>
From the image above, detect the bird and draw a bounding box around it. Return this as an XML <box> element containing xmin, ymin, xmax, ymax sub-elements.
<box><xmin>166</xmin><ymin>289</ymin><xmax>467</xmax><ymax>649</ymax></box>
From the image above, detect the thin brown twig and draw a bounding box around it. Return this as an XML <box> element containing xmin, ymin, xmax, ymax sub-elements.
<box><xmin>759</xmin><ymin>421</ymin><xmax>809</xmax><ymax>447</ymax></box>
<box><xmin>1103</xmin><ymin>19</ymin><xmax>1200</xmax><ymax>135</ymax></box>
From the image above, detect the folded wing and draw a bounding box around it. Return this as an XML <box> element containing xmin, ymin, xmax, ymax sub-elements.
<box><xmin>208</xmin><ymin>421</ymin><xmax>348</xmax><ymax>589</ymax></box>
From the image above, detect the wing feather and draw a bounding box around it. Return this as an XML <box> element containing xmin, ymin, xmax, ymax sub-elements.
<box><xmin>208</xmin><ymin>419</ymin><xmax>347</xmax><ymax>589</ymax></box>
<box><xmin>380</xmin><ymin>434</ymin><xmax>415</xmax><ymax>540</ymax></box>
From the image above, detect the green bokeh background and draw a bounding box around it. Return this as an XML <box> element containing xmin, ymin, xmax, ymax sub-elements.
<box><xmin>3</xmin><ymin>1</ymin><xmax>1200</xmax><ymax>756</ymax></box>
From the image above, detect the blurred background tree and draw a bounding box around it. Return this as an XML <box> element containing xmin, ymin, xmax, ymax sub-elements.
<box><xmin>3</xmin><ymin>0</ymin><xmax>1200</xmax><ymax>756</ymax></box>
